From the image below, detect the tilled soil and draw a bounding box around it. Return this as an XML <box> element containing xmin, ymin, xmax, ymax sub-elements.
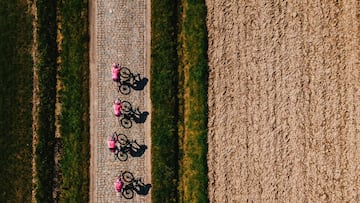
<box><xmin>206</xmin><ymin>1</ymin><xmax>359</xmax><ymax>202</ymax></box>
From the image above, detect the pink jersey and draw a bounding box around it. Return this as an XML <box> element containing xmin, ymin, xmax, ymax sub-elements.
<box><xmin>112</xmin><ymin>66</ymin><xmax>120</xmax><ymax>81</ymax></box>
<box><xmin>108</xmin><ymin>140</ymin><xmax>116</xmax><ymax>149</ymax></box>
<box><xmin>113</xmin><ymin>103</ymin><xmax>122</xmax><ymax>117</ymax></box>
<box><xmin>115</xmin><ymin>179</ymin><xmax>123</xmax><ymax>192</ymax></box>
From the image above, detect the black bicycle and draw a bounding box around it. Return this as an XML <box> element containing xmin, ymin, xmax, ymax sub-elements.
<box><xmin>115</xmin><ymin>67</ymin><xmax>144</xmax><ymax>95</ymax></box>
<box><xmin>119</xmin><ymin>171</ymin><xmax>151</xmax><ymax>199</ymax></box>
<box><xmin>118</xmin><ymin>102</ymin><xmax>145</xmax><ymax>129</ymax></box>
<box><xmin>115</xmin><ymin>133</ymin><xmax>142</xmax><ymax>161</ymax></box>
<box><xmin>108</xmin><ymin>133</ymin><xmax>127</xmax><ymax>162</ymax></box>
<box><xmin>114</xmin><ymin>171</ymin><xmax>136</xmax><ymax>199</ymax></box>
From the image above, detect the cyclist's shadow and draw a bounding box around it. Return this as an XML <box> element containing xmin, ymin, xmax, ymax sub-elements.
<box><xmin>134</xmin><ymin>181</ymin><xmax>152</xmax><ymax>196</ymax></box>
<box><xmin>129</xmin><ymin>77</ymin><xmax>148</xmax><ymax>91</ymax></box>
<box><xmin>130</xmin><ymin>110</ymin><xmax>149</xmax><ymax>124</ymax></box>
<box><xmin>129</xmin><ymin>143</ymin><xmax>147</xmax><ymax>158</ymax></box>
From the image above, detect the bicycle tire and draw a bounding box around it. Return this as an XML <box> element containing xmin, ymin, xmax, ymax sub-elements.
<box><xmin>122</xmin><ymin>188</ymin><xmax>134</xmax><ymax>199</ymax></box>
<box><xmin>120</xmin><ymin>118</ymin><xmax>132</xmax><ymax>129</ymax></box>
<box><xmin>121</xmin><ymin>101</ymin><xmax>132</xmax><ymax>113</ymax></box>
<box><xmin>119</xmin><ymin>67</ymin><xmax>131</xmax><ymax>79</ymax></box>
<box><xmin>117</xmin><ymin>133</ymin><xmax>128</xmax><ymax>146</ymax></box>
<box><xmin>118</xmin><ymin>84</ymin><xmax>131</xmax><ymax>95</ymax></box>
<box><xmin>122</xmin><ymin>171</ymin><xmax>135</xmax><ymax>183</ymax></box>
<box><xmin>116</xmin><ymin>151</ymin><xmax>128</xmax><ymax>161</ymax></box>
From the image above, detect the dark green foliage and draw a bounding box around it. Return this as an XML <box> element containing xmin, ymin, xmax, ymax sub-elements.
<box><xmin>0</xmin><ymin>1</ymin><xmax>33</xmax><ymax>201</ymax></box>
<box><xmin>35</xmin><ymin>0</ymin><xmax>58</xmax><ymax>201</ymax></box>
<box><xmin>151</xmin><ymin>0</ymin><xmax>180</xmax><ymax>202</ymax></box>
<box><xmin>58</xmin><ymin>0</ymin><xmax>90</xmax><ymax>201</ymax></box>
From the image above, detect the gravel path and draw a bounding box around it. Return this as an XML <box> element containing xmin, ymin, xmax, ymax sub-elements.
<box><xmin>90</xmin><ymin>0</ymin><xmax>151</xmax><ymax>202</ymax></box>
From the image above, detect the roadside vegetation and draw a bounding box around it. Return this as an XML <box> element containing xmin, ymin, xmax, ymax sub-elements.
<box><xmin>33</xmin><ymin>0</ymin><xmax>90</xmax><ymax>201</ymax></box>
<box><xmin>0</xmin><ymin>0</ymin><xmax>33</xmax><ymax>201</ymax></box>
<box><xmin>178</xmin><ymin>0</ymin><xmax>208</xmax><ymax>202</ymax></box>
<box><xmin>151</xmin><ymin>0</ymin><xmax>208</xmax><ymax>202</ymax></box>
<box><xmin>57</xmin><ymin>0</ymin><xmax>90</xmax><ymax>201</ymax></box>
<box><xmin>151</xmin><ymin>0</ymin><xmax>180</xmax><ymax>202</ymax></box>
<box><xmin>34</xmin><ymin>0</ymin><xmax>58</xmax><ymax>201</ymax></box>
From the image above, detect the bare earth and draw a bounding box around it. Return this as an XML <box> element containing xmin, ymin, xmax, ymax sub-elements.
<box><xmin>206</xmin><ymin>1</ymin><xmax>359</xmax><ymax>202</ymax></box>
<box><xmin>89</xmin><ymin>0</ymin><xmax>151</xmax><ymax>202</ymax></box>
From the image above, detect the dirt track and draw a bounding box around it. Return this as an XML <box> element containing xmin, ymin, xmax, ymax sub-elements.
<box><xmin>206</xmin><ymin>1</ymin><xmax>359</xmax><ymax>202</ymax></box>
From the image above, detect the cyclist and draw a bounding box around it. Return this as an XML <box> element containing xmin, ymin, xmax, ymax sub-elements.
<box><xmin>113</xmin><ymin>99</ymin><xmax>122</xmax><ymax>117</ymax></box>
<box><xmin>112</xmin><ymin>63</ymin><xmax>120</xmax><ymax>81</ymax></box>
<box><xmin>107</xmin><ymin>134</ymin><xmax>119</xmax><ymax>154</ymax></box>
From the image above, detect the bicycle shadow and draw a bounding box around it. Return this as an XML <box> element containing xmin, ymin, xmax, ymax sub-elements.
<box><xmin>134</xmin><ymin>182</ymin><xmax>152</xmax><ymax>196</ymax></box>
<box><xmin>129</xmin><ymin>77</ymin><xmax>148</xmax><ymax>91</ymax></box>
<box><xmin>130</xmin><ymin>111</ymin><xmax>149</xmax><ymax>124</ymax></box>
<box><xmin>130</xmin><ymin>144</ymin><xmax>147</xmax><ymax>158</ymax></box>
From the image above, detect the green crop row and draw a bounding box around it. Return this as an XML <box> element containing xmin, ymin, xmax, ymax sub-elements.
<box><xmin>34</xmin><ymin>0</ymin><xmax>58</xmax><ymax>201</ymax></box>
<box><xmin>0</xmin><ymin>0</ymin><xmax>33</xmax><ymax>201</ymax></box>
<box><xmin>178</xmin><ymin>0</ymin><xmax>208</xmax><ymax>202</ymax></box>
<box><xmin>34</xmin><ymin>0</ymin><xmax>90</xmax><ymax>201</ymax></box>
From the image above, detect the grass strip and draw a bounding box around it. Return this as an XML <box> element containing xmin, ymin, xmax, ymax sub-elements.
<box><xmin>178</xmin><ymin>0</ymin><xmax>209</xmax><ymax>202</ymax></box>
<box><xmin>57</xmin><ymin>0</ymin><xmax>90</xmax><ymax>201</ymax></box>
<box><xmin>151</xmin><ymin>0</ymin><xmax>180</xmax><ymax>202</ymax></box>
<box><xmin>0</xmin><ymin>0</ymin><xmax>33</xmax><ymax>201</ymax></box>
<box><xmin>151</xmin><ymin>0</ymin><xmax>208</xmax><ymax>202</ymax></box>
<box><xmin>34</xmin><ymin>0</ymin><xmax>58</xmax><ymax>201</ymax></box>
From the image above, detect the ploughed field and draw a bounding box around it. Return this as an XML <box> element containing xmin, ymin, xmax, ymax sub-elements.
<box><xmin>206</xmin><ymin>1</ymin><xmax>359</xmax><ymax>202</ymax></box>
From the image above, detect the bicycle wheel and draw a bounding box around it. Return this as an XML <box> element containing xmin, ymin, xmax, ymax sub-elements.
<box><xmin>120</xmin><ymin>117</ymin><xmax>132</xmax><ymax>129</ymax></box>
<box><xmin>117</xmin><ymin>133</ymin><xmax>128</xmax><ymax>146</ymax></box>
<box><xmin>118</xmin><ymin>84</ymin><xmax>131</xmax><ymax>95</ymax></box>
<box><xmin>122</xmin><ymin>188</ymin><xmax>134</xmax><ymax>199</ymax></box>
<box><xmin>116</xmin><ymin>151</ymin><xmax>128</xmax><ymax>161</ymax></box>
<box><xmin>122</xmin><ymin>171</ymin><xmax>135</xmax><ymax>183</ymax></box>
<box><xmin>119</xmin><ymin>67</ymin><xmax>131</xmax><ymax>79</ymax></box>
<box><xmin>121</xmin><ymin>101</ymin><xmax>132</xmax><ymax>113</ymax></box>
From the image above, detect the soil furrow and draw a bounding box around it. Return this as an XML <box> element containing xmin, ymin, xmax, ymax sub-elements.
<box><xmin>207</xmin><ymin>1</ymin><xmax>360</xmax><ymax>202</ymax></box>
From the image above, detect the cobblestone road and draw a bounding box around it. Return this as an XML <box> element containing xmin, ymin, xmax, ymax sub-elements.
<box><xmin>90</xmin><ymin>0</ymin><xmax>151</xmax><ymax>202</ymax></box>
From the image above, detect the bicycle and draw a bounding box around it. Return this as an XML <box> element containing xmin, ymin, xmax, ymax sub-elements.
<box><xmin>117</xmin><ymin>133</ymin><xmax>142</xmax><ymax>155</ymax></box>
<box><xmin>107</xmin><ymin>132</ymin><xmax>128</xmax><ymax>161</ymax></box>
<box><xmin>119</xmin><ymin>71</ymin><xmax>143</xmax><ymax>91</ymax></box>
<box><xmin>115</xmin><ymin>171</ymin><xmax>137</xmax><ymax>199</ymax></box>
<box><xmin>113</xmin><ymin>98</ymin><xmax>132</xmax><ymax>117</ymax></box>
<box><xmin>112</xmin><ymin>63</ymin><xmax>131</xmax><ymax>95</ymax></box>
<box><xmin>109</xmin><ymin>133</ymin><xmax>143</xmax><ymax>161</ymax></box>
<box><xmin>118</xmin><ymin>102</ymin><xmax>145</xmax><ymax>129</ymax></box>
<box><xmin>116</xmin><ymin>171</ymin><xmax>150</xmax><ymax>199</ymax></box>
<box><xmin>112</xmin><ymin>64</ymin><xmax>142</xmax><ymax>95</ymax></box>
